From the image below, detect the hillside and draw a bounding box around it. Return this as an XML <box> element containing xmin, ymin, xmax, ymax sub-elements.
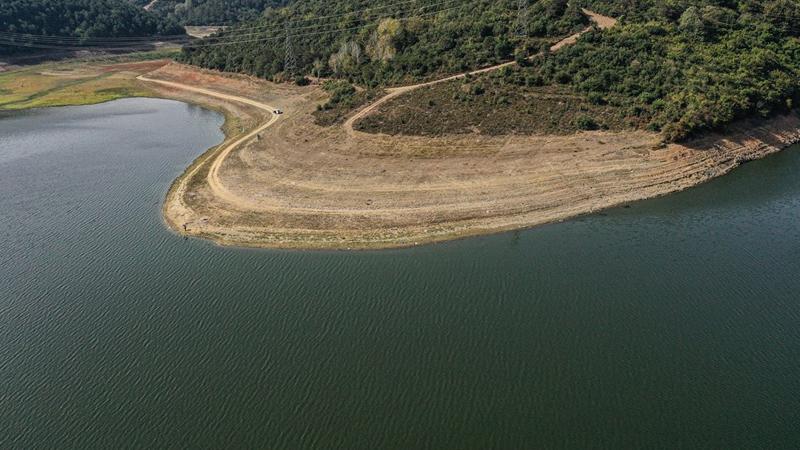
<box><xmin>134</xmin><ymin>62</ymin><xmax>800</xmax><ymax>250</ymax></box>
<box><xmin>0</xmin><ymin>0</ymin><xmax>184</xmax><ymax>54</ymax></box>
<box><xmin>179</xmin><ymin>0</ymin><xmax>588</xmax><ymax>85</ymax></box>
<box><xmin>180</xmin><ymin>0</ymin><xmax>800</xmax><ymax>142</ymax></box>
<box><xmin>145</xmin><ymin>0</ymin><xmax>291</xmax><ymax>26</ymax></box>
<box><xmin>358</xmin><ymin>0</ymin><xmax>800</xmax><ymax>141</ymax></box>
<box><xmin>528</xmin><ymin>0</ymin><xmax>800</xmax><ymax>140</ymax></box>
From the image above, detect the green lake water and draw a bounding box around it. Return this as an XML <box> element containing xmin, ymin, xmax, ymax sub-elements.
<box><xmin>1</xmin><ymin>98</ymin><xmax>799</xmax><ymax>448</ymax></box>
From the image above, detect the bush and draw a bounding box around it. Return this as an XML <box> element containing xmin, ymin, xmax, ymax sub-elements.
<box><xmin>515</xmin><ymin>48</ymin><xmax>531</xmax><ymax>66</ymax></box>
<box><xmin>587</xmin><ymin>92</ymin><xmax>606</xmax><ymax>105</ymax></box>
<box><xmin>555</xmin><ymin>71</ymin><xmax>572</xmax><ymax>84</ymax></box>
<box><xmin>575</xmin><ymin>114</ymin><xmax>599</xmax><ymax>130</ymax></box>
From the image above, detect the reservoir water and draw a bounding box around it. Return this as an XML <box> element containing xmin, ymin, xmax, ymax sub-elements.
<box><xmin>2</xmin><ymin>98</ymin><xmax>799</xmax><ymax>448</ymax></box>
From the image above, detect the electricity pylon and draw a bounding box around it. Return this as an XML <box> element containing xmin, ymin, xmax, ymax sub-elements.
<box><xmin>515</xmin><ymin>0</ymin><xmax>529</xmax><ymax>37</ymax></box>
<box><xmin>284</xmin><ymin>23</ymin><xmax>297</xmax><ymax>75</ymax></box>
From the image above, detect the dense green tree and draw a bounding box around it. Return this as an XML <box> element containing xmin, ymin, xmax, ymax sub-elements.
<box><xmin>180</xmin><ymin>0</ymin><xmax>587</xmax><ymax>85</ymax></box>
<box><xmin>525</xmin><ymin>0</ymin><xmax>800</xmax><ymax>140</ymax></box>
<box><xmin>0</xmin><ymin>0</ymin><xmax>183</xmax><ymax>53</ymax></box>
<box><xmin>146</xmin><ymin>0</ymin><xmax>291</xmax><ymax>26</ymax></box>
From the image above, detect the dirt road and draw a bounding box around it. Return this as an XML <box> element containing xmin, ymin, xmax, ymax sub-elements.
<box><xmin>343</xmin><ymin>9</ymin><xmax>617</xmax><ymax>136</ymax></box>
<box><xmin>140</xmin><ymin>9</ymin><xmax>618</xmax><ymax>216</ymax></box>
<box><xmin>136</xmin><ymin>11</ymin><xmax>800</xmax><ymax>250</ymax></box>
<box><xmin>137</xmin><ymin>62</ymin><xmax>800</xmax><ymax>250</ymax></box>
<box><xmin>138</xmin><ymin>75</ymin><xmax>280</xmax><ymax>210</ymax></box>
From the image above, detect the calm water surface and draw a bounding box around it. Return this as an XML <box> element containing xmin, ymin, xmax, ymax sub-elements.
<box><xmin>1</xmin><ymin>99</ymin><xmax>799</xmax><ymax>448</ymax></box>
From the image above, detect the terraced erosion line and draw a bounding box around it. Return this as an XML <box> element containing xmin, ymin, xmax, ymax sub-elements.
<box><xmin>135</xmin><ymin>63</ymin><xmax>800</xmax><ymax>250</ymax></box>
<box><xmin>132</xmin><ymin>10</ymin><xmax>624</xmax><ymax>248</ymax></box>
<box><xmin>139</xmin><ymin>9</ymin><xmax>616</xmax><ymax>213</ymax></box>
<box><xmin>136</xmin><ymin>75</ymin><xmax>279</xmax><ymax>208</ymax></box>
<box><xmin>343</xmin><ymin>8</ymin><xmax>617</xmax><ymax>136</ymax></box>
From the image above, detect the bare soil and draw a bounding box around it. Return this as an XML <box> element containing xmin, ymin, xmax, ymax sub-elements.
<box><xmin>143</xmin><ymin>63</ymin><xmax>800</xmax><ymax>250</ymax></box>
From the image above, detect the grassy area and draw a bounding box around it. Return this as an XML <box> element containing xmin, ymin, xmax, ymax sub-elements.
<box><xmin>355</xmin><ymin>67</ymin><xmax>635</xmax><ymax>137</ymax></box>
<box><xmin>0</xmin><ymin>51</ymin><xmax>177</xmax><ymax>110</ymax></box>
<box><xmin>0</xmin><ymin>71</ymin><xmax>148</xmax><ymax>110</ymax></box>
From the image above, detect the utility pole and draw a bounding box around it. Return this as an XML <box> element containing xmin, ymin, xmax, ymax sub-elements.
<box><xmin>284</xmin><ymin>22</ymin><xmax>297</xmax><ymax>76</ymax></box>
<box><xmin>515</xmin><ymin>0</ymin><xmax>529</xmax><ymax>37</ymax></box>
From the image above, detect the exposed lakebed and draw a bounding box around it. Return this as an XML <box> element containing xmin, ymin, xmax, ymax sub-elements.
<box><xmin>2</xmin><ymin>99</ymin><xmax>799</xmax><ymax>448</ymax></box>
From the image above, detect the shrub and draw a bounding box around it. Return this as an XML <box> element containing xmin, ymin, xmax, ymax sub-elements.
<box><xmin>575</xmin><ymin>114</ymin><xmax>599</xmax><ymax>130</ymax></box>
<box><xmin>587</xmin><ymin>92</ymin><xmax>606</xmax><ymax>105</ymax></box>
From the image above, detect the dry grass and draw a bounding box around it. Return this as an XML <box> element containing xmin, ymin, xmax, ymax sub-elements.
<box><xmin>355</xmin><ymin>71</ymin><xmax>632</xmax><ymax>136</ymax></box>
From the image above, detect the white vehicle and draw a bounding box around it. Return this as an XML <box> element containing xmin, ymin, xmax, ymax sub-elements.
<box><xmin>273</xmin><ymin>109</ymin><xmax>283</xmax><ymax>115</ymax></box>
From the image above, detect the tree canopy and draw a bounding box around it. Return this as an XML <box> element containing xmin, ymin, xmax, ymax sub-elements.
<box><xmin>1</xmin><ymin>0</ymin><xmax>183</xmax><ymax>37</ymax></box>
<box><xmin>529</xmin><ymin>0</ymin><xmax>800</xmax><ymax>140</ymax></box>
<box><xmin>145</xmin><ymin>0</ymin><xmax>292</xmax><ymax>26</ymax></box>
<box><xmin>179</xmin><ymin>0</ymin><xmax>587</xmax><ymax>86</ymax></box>
<box><xmin>0</xmin><ymin>0</ymin><xmax>183</xmax><ymax>53</ymax></box>
<box><xmin>181</xmin><ymin>0</ymin><xmax>800</xmax><ymax>140</ymax></box>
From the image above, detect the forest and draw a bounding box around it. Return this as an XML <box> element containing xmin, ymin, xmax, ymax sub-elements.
<box><xmin>179</xmin><ymin>0</ymin><xmax>587</xmax><ymax>86</ymax></box>
<box><xmin>180</xmin><ymin>0</ymin><xmax>800</xmax><ymax>141</ymax></box>
<box><xmin>145</xmin><ymin>0</ymin><xmax>290</xmax><ymax>26</ymax></box>
<box><xmin>529</xmin><ymin>0</ymin><xmax>800</xmax><ymax>140</ymax></box>
<box><xmin>0</xmin><ymin>0</ymin><xmax>183</xmax><ymax>37</ymax></box>
<box><xmin>0</xmin><ymin>0</ymin><xmax>183</xmax><ymax>53</ymax></box>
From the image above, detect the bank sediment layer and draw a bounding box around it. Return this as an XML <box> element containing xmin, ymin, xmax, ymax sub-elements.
<box><xmin>144</xmin><ymin>64</ymin><xmax>800</xmax><ymax>250</ymax></box>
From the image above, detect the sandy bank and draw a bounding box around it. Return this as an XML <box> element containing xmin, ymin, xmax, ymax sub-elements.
<box><xmin>144</xmin><ymin>63</ymin><xmax>800</xmax><ymax>250</ymax></box>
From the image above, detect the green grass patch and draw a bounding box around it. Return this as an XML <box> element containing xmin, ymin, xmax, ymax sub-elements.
<box><xmin>0</xmin><ymin>55</ymin><xmax>168</xmax><ymax>110</ymax></box>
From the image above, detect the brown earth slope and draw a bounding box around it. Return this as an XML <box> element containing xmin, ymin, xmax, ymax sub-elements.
<box><xmin>141</xmin><ymin>63</ymin><xmax>800</xmax><ymax>250</ymax></box>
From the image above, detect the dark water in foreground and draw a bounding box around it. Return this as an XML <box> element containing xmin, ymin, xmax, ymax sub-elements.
<box><xmin>2</xmin><ymin>98</ymin><xmax>799</xmax><ymax>449</ymax></box>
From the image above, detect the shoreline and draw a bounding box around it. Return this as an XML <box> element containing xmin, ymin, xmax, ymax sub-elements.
<box><xmin>178</xmin><ymin>132</ymin><xmax>800</xmax><ymax>252</ymax></box>
<box><xmin>144</xmin><ymin>65</ymin><xmax>800</xmax><ymax>251</ymax></box>
<box><xmin>4</xmin><ymin>60</ymin><xmax>800</xmax><ymax>251</ymax></box>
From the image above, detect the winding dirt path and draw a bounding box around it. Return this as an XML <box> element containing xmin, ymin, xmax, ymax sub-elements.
<box><xmin>139</xmin><ymin>9</ymin><xmax>617</xmax><ymax>214</ymax></box>
<box><xmin>137</xmin><ymin>75</ymin><xmax>279</xmax><ymax>209</ymax></box>
<box><xmin>134</xmin><ymin>10</ymin><xmax>757</xmax><ymax>251</ymax></box>
<box><xmin>343</xmin><ymin>9</ymin><xmax>617</xmax><ymax>136</ymax></box>
<box><xmin>137</xmin><ymin>62</ymin><xmax>800</xmax><ymax>250</ymax></box>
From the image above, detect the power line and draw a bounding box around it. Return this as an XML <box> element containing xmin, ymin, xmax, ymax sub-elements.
<box><xmin>515</xmin><ymin>0</ymin><xmax>529</xmax><ymax>37</ymax></box>
<box><xmin>5</xmin><ymin>0</ymin><xmax>800</xmax><ymax>46</ymax></box>
<box><xmin>178</xmin><ymin>4</ymin><xmax>800</xmax><ymax>52</ymax></box>
<box><xmin>0</xmin><ymin>39</ymin><xmax>170</xmax><ymax>51</ymax></box>
<box><xmin>0</xmin><ymin>0</ymin><xmax>438</xmax><ymax>42</ymax></box>
<box><xmin>0</xmin><ymin>33</ymin><xmax>189</xmax><ymax>46</ymax></box>
<box><xmin>0</xmin><ymin>0</ymin><xmax>471</xmax><ymax>48</ymax></box>
<box><xmin>284</xmin><ymin>22</ymin><xmax>296</xmax><ymax>75</ymax></box>
<box><xmin>194</xmin><ymin>0</ymin><xmax>470</xmax><ymax>44</ymax></box>
<box><xmin>0</xmin><ymin>2</ymin><xmax>470</xmax><ymax>52</ymax></box>
<box><xmin>197</xmin><ymin>0</ymin><xmax>443</xmax><ymax>28</ymax></box>
<box><xmin>182</xmin><ymin>1</ymin><xmax>474</xmax><ymax>50</ymax></box>
<box><xmin>0</xmin><ymin>30</ymin><xmax>189</xmax><ymax>42</ymax></box>
<box><xmin>288</xmin><ymin>0</ymin><xmax>451</xmax><ymax>27</ymax></box>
